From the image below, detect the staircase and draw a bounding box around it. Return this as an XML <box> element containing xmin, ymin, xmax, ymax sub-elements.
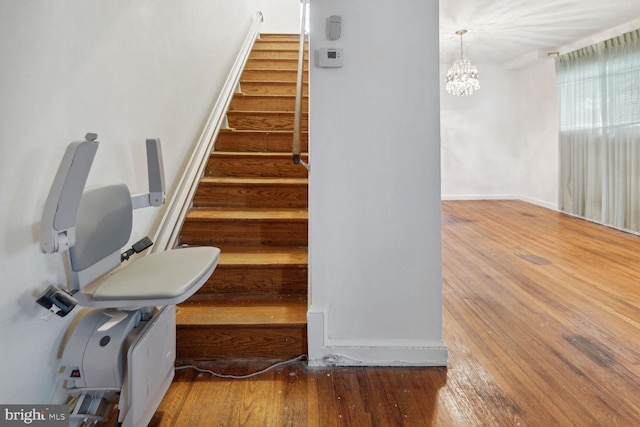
<box><xmin>175</xmin><ymin>34</ymin><xmax>309</xmax><ymax>361</ymax></box>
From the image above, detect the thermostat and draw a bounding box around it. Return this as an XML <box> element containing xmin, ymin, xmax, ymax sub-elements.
<box><xmin>316</xmin><ymin>48</ymin><xmax>343</xmax><ymax>68</ymax></box>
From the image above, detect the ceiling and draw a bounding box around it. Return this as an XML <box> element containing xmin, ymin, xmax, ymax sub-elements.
<box><xmin>440</xmin><ymin>0</ymin><xmax>640</xmax><ymax>66</ymax></box>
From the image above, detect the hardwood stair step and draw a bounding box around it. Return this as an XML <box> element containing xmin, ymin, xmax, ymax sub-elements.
<box><xmin>227</xmin><ymin>110</ymin><xmax>308</xmax><ymax>131</ymax></box>
<box><xmin>181</xmin><ymin>208</ymin><xmax>308</xmax><ymax>247</ymax></box>
<box><xmin>195</xmin><ymin>246</ymin><xmax>307</xmax><ymax>295</ymax></box>
<box><xmin>240</xmin><ymin>80</ymin><xmax>309</xmax><ymax>96</ymax></box>
<box><xmin>176</xmin><ymin>295</ymin><xmax>307</xmax><ymax>360</ymax></box>
<box><xmin>253</xmin><ymin>39</ymin><xmax>308</xmax><ymax>50</ymax></box>
<box><xmin>216</xmin><ymin>130</ymin><xmax>308</xmax><ymax>153</ymax></box>
<box><xmin>206</xmin><ymin>152</ymin><xmax>309</xmax><ymax>178</ymax></box>
<box><xmin>193</xmin><ymin>177</ymin><xmax>308</xmax><ymax>209</ymax></box>
<box><xmin>258</xmin><ymin>33</ymin><xmax>304</xmax><ymax>41</ymax></box>
<box><xmin>241</xmin><ymin>68</ymin><xmax>308</xmax><ymax>82</ymax></box>
<box><xmin>229</xmin><ymin>94</ymin><xmax>308</xmax><ymax>112</ymax></box>
<box><xmin>245</xmin><ymin>58</ymin><xmax>308</xmax><ymax>70</ymax></box>
<box><xmin>249</xmin><ymin>50</ymin><xmax>310</xmax><ymax>60</ymax></box>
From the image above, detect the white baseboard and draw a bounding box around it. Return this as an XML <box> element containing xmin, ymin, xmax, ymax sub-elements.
<box><xmin>441</xmin><ymin>194</ymin><xmax>559</xmax><ymax>211</ymax></box>
<box><xmin>307</xmin><ymin>310</ymin><xmax>448</xmax><ymax>367</ymax></box>
<box><xmin>517</xmin><ymin>195</ymin><xmax>558</xmax><ymax>211</ymax></box>
<box><xmin>441</xmin><ymin>194</ymin><xmax>518</xmax><ymax>201</ymax></box>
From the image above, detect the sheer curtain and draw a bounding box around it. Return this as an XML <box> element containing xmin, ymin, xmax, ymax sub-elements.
<box><xmin>557</xmin><ymin>29</ymin><xmax>640</xmax><ymax>232</ymax></box>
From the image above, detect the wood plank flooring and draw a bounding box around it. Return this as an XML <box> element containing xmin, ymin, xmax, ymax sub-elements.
<box><xmin>151</xmin><ymin>200</ymin><xmax>640</xmax><ymax>426</ymax></box>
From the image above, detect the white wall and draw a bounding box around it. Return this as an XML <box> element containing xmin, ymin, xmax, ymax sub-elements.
<box><xmin>0</xmin><ymin>0</ymin><xmax>262</xmax><ymax>403</ymax></box>
<box><xmin>515</xmin><ymin>60</ymin><xmax>559</xmax><ymax>209</ymax></box>
<box><xmin>440</xmin><ymin>64</ymin><xmax>520</xmax><ymax>200</ymax></box>
<box><xmin>308</xmin><ymin>0</ymin><xmax>446</xmax><ymax>366</ymax></box>
<box><xmin>261</xmin><ymin>0</ymin><xmax>301</xmax><ymax>34</ymax></box>
<box><xmin>440</xmin><ymin>60</ymin><xmax>560</xmax><ymax>209</ymax></box>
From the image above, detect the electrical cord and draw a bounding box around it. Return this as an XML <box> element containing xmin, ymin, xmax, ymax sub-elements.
<box><xmin>175</xmin><ymin>354</ymin><xmax>308</xmax><ymax>379</ymax></box>
<box><xmin>50</xmin><ymin>355</ymin><xmax>307</xmax><ymax>406</ymax></box>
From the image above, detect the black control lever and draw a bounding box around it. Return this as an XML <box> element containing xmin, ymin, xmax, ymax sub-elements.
<box><xmin>121</xmin><ymin>236</ymin><xmax>153</xmax><ymax>261</ymax></box>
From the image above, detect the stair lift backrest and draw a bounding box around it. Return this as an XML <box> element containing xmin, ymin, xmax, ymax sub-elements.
<box><xmin>68</xmin><ymin>184</ymin><xmax>133</xmax><ymax>291</ymax></box>
<box><xmin>41</xmin><ymin>135</ymin><xmax>221</xmax><ymax>309</ymax></box>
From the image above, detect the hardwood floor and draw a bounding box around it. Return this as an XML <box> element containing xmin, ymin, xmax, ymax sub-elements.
<box><xmin>151</xmin><ymin>200</ymin><xmax>640</xmax><ymax>426</ymax></box>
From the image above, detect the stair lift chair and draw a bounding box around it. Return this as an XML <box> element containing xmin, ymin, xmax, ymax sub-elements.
<box><xmin>39</xmin><ymin>134</ymin><xmax>220</xmax><ymax>426</ymax></box>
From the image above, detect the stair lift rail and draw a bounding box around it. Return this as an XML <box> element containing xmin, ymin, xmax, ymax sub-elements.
<box><xmin>292</xmin><ymin>0</ymin><xmax>310</xmax><ymax>171</ymax></box>
<box><xmin>39</xmin><ymin>133</ymin><xmax>220</xmax><ymax>427</ymax></box>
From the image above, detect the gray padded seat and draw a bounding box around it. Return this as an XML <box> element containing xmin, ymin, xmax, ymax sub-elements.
<box><xmin>92</xmin><ymin>246</ymin><xmax>220</xmax><ymax>301</ymax></box>
<box><xmin>69</xmin><ymin>184</ymin><xmax>220</xmax><ymax>308</ymax></box>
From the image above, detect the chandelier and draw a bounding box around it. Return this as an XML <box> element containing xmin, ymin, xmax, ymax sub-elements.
<box><xmin>446</xmin><ymin>30</ymin><xmax>480</xmax><ymax>96</ymax></box>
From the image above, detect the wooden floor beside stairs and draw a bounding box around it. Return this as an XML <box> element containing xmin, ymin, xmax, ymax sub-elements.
<box><xmin>147</xmin><ymin>200</ymin><xmax>640</xmax><ymax>426</ymax></box>
<box><xmin>175</xmin><ymin>33</ymin><xmax>309</xmax><ymax>362</ymax></box>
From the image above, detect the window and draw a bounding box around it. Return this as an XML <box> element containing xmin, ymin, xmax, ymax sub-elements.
<box><xmin>557</xmin><ymin>29</ymin><xmax>640</xmax><ymax>232</ymax></box>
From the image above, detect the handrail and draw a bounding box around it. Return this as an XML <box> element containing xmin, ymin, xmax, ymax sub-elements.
<box><xmin>292</xmin><ymin>0</ymin><xmax>309</xmax><ymax>170</ymax></box>
<box><xmin>150</xmin><ymin>11</ymin><xmax>264</xmax><ymax>252</ymax></box>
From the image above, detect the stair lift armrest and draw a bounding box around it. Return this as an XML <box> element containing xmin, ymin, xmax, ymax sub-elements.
<box><xmin>40</xmin><ymin>137</ymin><xmax>99</xmax><ymax>254</ymax></box>
<box><xmin>130</xmin><ymin>138</ymin><xmax>166</xmax><ymax>210</ymax></box>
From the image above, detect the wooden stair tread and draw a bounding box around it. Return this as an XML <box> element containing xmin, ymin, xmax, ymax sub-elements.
<box><xmin>220</xmin><ymin>129</ymin><xmax>307</xmax><ymax>133</ymax></box>
<box><xmin>251</xmin><ymin>48</ymin><xmax>308</xmax><ymax>53</ymax></box>
<box><xmin>243</xmin><ymin>67</ymin><xmax>309</xmax><ymax>72</ymax></box>
<box><xmin>177</xmin><ymin>295</ymin><xmax>307</xmax><ymax>326</ymax></box>
<box><xmin>187</xmin><ymin>208</ymin><xmax>307</xmax><ymax>220</ymax></box>
<box><xmin>201</xmin><ymin>177</ymin><xmax>307</xmax><ymax>185</ymax></box>
<box><xmin>259</xmin><ymin>33</ymin><xmax>304</xmax><ymax>38</ymax></box>
<box><xmin>217</xmin><ymin>246</ymin><xmax>308</xmax><ymax>266</ymax></box>
<box><xmin>241</xmin><ymin>79</ymin><xmax>305</xmax><ymax>84</ymax></box>
<box><xmin>219</xmin><ymin>129</ymin><xmax>307</xmax><ymax>135</ymax></box>
<box><xmin>252</xmin><ymin>44</ymin><xmax>309</xmax><ymax>51</ymax></box>
<box><xmin>230</xmin><ymin>93</ymin><xmax>309</xmax><ymax>100</ymax></box>
<box><xmin>211</xmin><ymin>151</ymin><xmax>308</xmax><ymax>158</ymax></box>
<box><xmin>227</xmin><ymin>110</ymin><xmax>307</xmax><ymax>114</ymax></box>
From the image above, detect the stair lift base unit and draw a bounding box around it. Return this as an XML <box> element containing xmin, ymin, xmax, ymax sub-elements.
<box><xmin>40</xmin><ymin>134</ymin><xmax>219</xmax><ymax>427</ymax></box>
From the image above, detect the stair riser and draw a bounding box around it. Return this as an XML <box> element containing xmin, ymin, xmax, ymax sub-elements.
<box><xmin>249</xmin><ymin>50</ymin><xmax>310</xmax><ymax>60</ymax></box>
<box><xmin>245</xmin><ymin>58</ymin><xmax>307</xmax><ymax>70</ymax></box>
<box><xmin>199</xmin><ymin>266</ymin><xmax>307</xmax><ymax>295</ymax></box>
<box><xmin>241</xmin><ymin>69</ymin><xmax>308</xmax><ymax>82</ymax></box>
<box><xmin>227</xmin><ymin>112</ymin><xmax>308</xmax><ymax>131</ymax></box>
<box><xmin>229</xmin><ymin>95</ymin><xmax>308</xmax><ymax>112</ymax></box>
<box><xmin>240</xmin><ymin>81</ymin><xmax>309</xmax><ymax>96</ymax></box>
<box><xmin>207</xmin><ymin>154</ymin><xmax>309</xmax><ymax>178</ymax></box>
<box><xmin>216</xmin><ymin>131</ymin><xmax>308</xmax><ymax>152</ymax></box>
<box><xmin>193</xmin><ymin>184</ymin><xmax>308</xmax><ymax>209</ymax></box>
<box><xmin>259</xmin><ymin>34</ymin><xmax>304</xmax><ymax>42</ymax></box>
<box><xmin>254</xmin><ymin>40</ymin><xmax>307</xmax><ymax>50</ymax></box>
<box><xmin>176</xmin><ymin>325</ymin><xmax>307</xmax><ymax>360</ymax></box>
<box><xmin>181</xmin><ymin>220</ymin><xmax>308</xmax><ymax>247</ymax></box>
